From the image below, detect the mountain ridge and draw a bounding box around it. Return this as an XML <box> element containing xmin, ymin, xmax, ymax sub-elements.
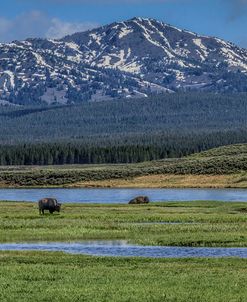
<box><xmin>1</xmin><ymin>17</ymin><xmax>247</xmax><ymax>105</ymax></box>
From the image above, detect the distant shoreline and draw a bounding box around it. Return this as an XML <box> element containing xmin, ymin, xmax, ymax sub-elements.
<box><xmin>0</xmin><ymin>144</ymin><xmax>246</xmax><ymax>189</ymax></box>
<box><xmin>0</xmin><ymin>173</ymin><xmax>246</xmax><ymax>189</ymax></box>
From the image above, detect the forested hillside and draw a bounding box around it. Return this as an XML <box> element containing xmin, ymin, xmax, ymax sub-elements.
<box><xmin>0</xmin><ymin>93</ymin><xmax>246</xmax><ymax>142</ymax></box>
<box><xmin>0</xmin><ymin>93</ymin><xmax>246</xmax><ymax>165</ymax></box>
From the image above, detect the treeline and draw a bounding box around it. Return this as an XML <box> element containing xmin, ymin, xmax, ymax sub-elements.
<box><xmin>0</xmin><ymin>130</ymin><xmax>246</xmax><ymax>165</ymax></box>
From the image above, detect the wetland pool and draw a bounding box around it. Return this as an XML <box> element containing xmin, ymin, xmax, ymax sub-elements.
<box><xmin>1</xmin><ymin>241</ymin><xmax>247</xmax><ymax>258</ymax></box>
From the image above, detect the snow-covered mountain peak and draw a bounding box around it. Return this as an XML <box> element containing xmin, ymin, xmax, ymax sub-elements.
<box><xmin>0</xmin><ymin>17</ymin><xmax>247</xmax><ymax>105</ymax></box>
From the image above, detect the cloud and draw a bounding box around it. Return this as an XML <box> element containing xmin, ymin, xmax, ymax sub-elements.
<box><xmin>46</xmin><ymin>19</ymin><xmax>98</xmax><ymax>39</ymax></box>
<box><xmin>0</xmin><ymin>11</ymin><xmax>98</xmax><ymax>42</ymax></box>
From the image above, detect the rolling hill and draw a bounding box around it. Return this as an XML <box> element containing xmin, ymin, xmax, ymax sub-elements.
<box><xmin>0</xmin><ymin>143</ymin><xmax>246</xmax><ymax>188</ymax></box>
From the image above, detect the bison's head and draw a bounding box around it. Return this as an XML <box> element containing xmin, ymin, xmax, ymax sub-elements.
<box><xmin>143</xmin><ymin>197</ymin><xmax>150</xmax><ymax>203</ymax></box>
<box><xmin>55</xmin><ymin>203</ymin><xmax>61</xmax><ymax>212</ymax></box>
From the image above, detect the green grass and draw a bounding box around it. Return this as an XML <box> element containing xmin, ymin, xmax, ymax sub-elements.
<box><xmin>1</xmin><ymin>200</ymin><xmax>247</xmax><ymax>301</ymax></box>
<box><xmin>190</xmin><ymin>143</ymin><xmax>247</xmax><ymax>158</ymax></box>
<box><xmin>0</xmin><ymin>252</ymin><xmax>247</xmax><ymax>302</ymax></box>
<box><xmin>1</xmin><ymin>201</ymin><xmax>247</xmax><ymax>247</ymax></box>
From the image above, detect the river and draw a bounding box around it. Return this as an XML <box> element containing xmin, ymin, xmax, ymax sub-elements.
<box><xmin>0</xmin><ymin>188</ymin><xmax>246</xmax><ymax>203</ymax></box>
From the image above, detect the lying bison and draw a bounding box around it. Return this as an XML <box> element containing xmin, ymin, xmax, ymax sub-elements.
<box><xmin>38</xmin><ymin>198</ymin><xmax>61</xmax><ymax>215</ymax></box>
<box><xmin>129</xmin><ymin>196</ymin><xmax>150</xmax><ymax>204</ymax></box>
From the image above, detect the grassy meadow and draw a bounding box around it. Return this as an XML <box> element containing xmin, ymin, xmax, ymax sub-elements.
<box><xmin>1</xmin><ymin>252</ymin><xmax>247</xmax><ymax>302</ymax></box>
<box><xmin>1</xmin><ymin>201</ymin><xmax>247</xmax><ymax>247</ymax></box>
<box><xmin>1</xmin><ymin>201</ymin><xmax>247</xmax><ymax>301</ymax></box>
<box><xmin>0</xmin><ymin>143</ymin><xmax>247</xmax><ymax>301</ymax></box>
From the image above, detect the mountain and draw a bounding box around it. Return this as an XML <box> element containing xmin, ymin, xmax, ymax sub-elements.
<box><xmin>1</xmin><ymin>17</ymin><xmax>247</xmax><ymax>105</ymax></box>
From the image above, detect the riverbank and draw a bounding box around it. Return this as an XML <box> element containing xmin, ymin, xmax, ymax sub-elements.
<box><xmin>1</xmin><ymin>201</ymin><xmax>247</xmax><ymax>247</ymax></box>
<box><xmin>0</xmin><ymin>173</ymin><xmax>246</xmax><ymax>189</ymax></box>
<box><xmin>0</xmin><ymin>174</ymin><xmax>246</xmax><ymax>189</ymax></box>
<box><xmin>69</xmin><ymin>173</ymin><xmax>247</xmax><ymax>189</ymax></box>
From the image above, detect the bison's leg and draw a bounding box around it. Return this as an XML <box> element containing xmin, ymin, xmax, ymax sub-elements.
<box><xmin>42</xmin><ymin>209</ymin><xmax>45</xmax><ymax>215</ymax></box>
<box><xmin>49</xmin><ymin>209</ymin><xmax>54</xmax><ymax>214</ymax></box>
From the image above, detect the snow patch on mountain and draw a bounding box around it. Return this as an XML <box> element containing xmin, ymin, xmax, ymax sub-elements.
<box><xmin>32</xmin><ymin>52</ymin><xmax>51</xmax><ymax>68</ymax></box>
<box><xmin>4</xmin><ymin>71</ymin><xmax>15</xmax><ymax>89</ymax></box>
<box><xmin>119</xmin><ymin>28</ymin><xmax>134</xmax><ymax>39</ymax></box>
<box><xmin>193</xmin><ymin>38</ymin><xmax>209</xmax><ymax>61</ymax></box>
<box><xmin>0</xmin><ymin>17</ymin><xmax>247</xmax><ymax>105</ymax></box>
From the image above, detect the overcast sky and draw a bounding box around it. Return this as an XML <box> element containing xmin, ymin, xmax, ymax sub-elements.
<box><xmin>0</xmin><ymin>0</ymin><xmax>247</xmax><ymax>47</ymax></box>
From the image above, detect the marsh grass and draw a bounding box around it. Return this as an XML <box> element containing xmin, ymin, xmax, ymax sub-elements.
<box><xmin>1</xmin><ymin>201</ymin><xmax>247</xmax><ymax>301</ymax></box>
<box><xmin>1</xmin><ymin>201</ymin><xmax>247</xmax><ymax>247</ymax></box>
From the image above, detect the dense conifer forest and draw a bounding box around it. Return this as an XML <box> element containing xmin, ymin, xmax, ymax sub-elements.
<box><xmin>0</xmin><ymin>130</ymin><xmax>246</xmax><ymax>165</ymax></box>
<box><xmin>0</xmin><ymin>93</ymin><xmax>246</xmax><ymax>165</ymax></box>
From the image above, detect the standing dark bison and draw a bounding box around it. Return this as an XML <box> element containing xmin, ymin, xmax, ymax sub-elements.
<box><xmin>38</xmin><ymin>198</ymin><xmax>61</xmax><ymax>215</ymax></box>
<box><xmin>129</xmin><ymin>196</ymin><xmax>150</xmax><ymax>204</ymax></box>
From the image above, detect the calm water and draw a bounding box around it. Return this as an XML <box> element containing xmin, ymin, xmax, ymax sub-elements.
<box><xmin>0</xmin><ymin>188</ymin><xmax>246</xmax><ymax>203</ymax></box>
<box><xmin>1</xmin><ymin>241</ymin><xmax>247</xmax><ymax>258</ymax></box>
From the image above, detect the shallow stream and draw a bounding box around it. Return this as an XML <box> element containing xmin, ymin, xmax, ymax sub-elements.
<box><xmin>1</xmin><ymin>241</ymin><xmax>247</xmax><ymax>258</ymax></box>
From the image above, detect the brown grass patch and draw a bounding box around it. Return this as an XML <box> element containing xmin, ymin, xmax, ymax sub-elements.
<box><xmin>70</xmin><ymin>174</ymin><xmax>247</xmax><ymax>189</ymax></box>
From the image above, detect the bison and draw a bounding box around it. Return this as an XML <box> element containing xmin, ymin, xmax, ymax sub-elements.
<box><xmin>129</xmin><ymin>196</ymin><xmax>150</xmax><ymax>204</ymax></box>
<box><xmin>38</xmin><ymin>198</ymin><xmax>61</xmax><ymax>215</ymax></box>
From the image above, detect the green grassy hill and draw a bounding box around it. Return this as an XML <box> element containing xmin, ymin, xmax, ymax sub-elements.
<box><xmin>191</xmin><ymin>144</ymin><xmax>247</xmax><ymax>158</ymax></box>
<box><xmin>0</xmin><ymin>144</ymin><xmax>246</xmax><ymax>187</ymax></box>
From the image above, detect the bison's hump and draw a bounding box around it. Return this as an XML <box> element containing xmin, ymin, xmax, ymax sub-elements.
<box><xmin>39</xmin><ymin>198</ymin><xmax>58</xmax><ymax>207</ymax></box>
